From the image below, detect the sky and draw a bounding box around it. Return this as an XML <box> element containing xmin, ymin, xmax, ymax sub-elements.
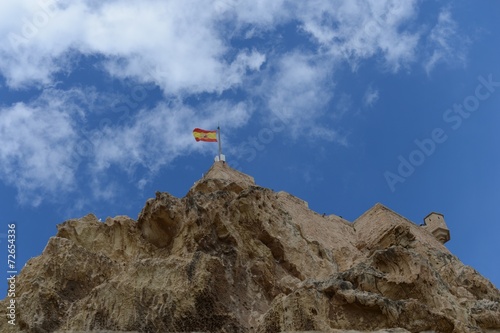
<box><xmin>0</xmin><ymin>0</ymin><xmax>499</xmax><ymax>297</ymax></box>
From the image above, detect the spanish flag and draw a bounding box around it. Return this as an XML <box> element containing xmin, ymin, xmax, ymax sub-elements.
<box><xmin>192</xmin><ymin>128</ymin><xmax>217</xmax><ymax>142</ymax></box>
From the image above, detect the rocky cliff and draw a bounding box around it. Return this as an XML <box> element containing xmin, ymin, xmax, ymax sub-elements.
<box><xmin>2</xmin><ymin>162</ymin><xmax>499</xmax><ymax>333</ymax></box>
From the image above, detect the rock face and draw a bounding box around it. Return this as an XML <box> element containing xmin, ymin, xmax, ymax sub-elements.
<box><xmin>2</xmin><ymin>162</ymin><xmax>499</xmax><ymax>333</ymax></box>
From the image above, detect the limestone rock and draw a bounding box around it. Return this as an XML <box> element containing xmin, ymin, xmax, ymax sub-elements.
<box><xmin>1</xmin><ymin>162</ymin><xmax>499</xmax><ymax>333</ymax></box>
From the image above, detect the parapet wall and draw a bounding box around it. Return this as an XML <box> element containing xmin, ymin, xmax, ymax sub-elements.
<box><xmin>353</xmin><ymin>203</ymin><xmax>451</xmax><ymax>252</ymax></box>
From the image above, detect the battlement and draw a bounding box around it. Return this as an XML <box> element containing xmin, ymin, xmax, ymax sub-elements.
<box><xmin>422</xmin><ymin>212</ymin><xmax>450</xmax><ymax>244</ymax></box>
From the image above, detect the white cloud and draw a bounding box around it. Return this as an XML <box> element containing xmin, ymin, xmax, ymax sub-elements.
<box><xmin>0</xmin><ymin>90</ymin><xmax>83</xmax><ymax>205</ymax></box>
<box><xmin>0</xmin><ymin>0</ymin><xmax>267</xmax><ymax>93</ymax></box>
<box><xmin>0</xmin><ymin>86</ymin><xmax>253</xmax><ymax>205</ymax></box>
<box><xmin>90</xmin><ymin>99</ymin><xmax>252</xmax><ymax>177</ymax></box>
<box><xmin>0</xmin><ymin>0</ymin><xmax>454</xmax><ymax>90</ymax></box>
<box><xmin>0</xmin><ymin>0</ymin><xmax>469</xmax><ymax>205</ymax></box>
<box><xmin>333</xmin><ymin>93</ymin><xmax>352</xmax><ymax>121</ymax></box>
<box><xmin>424</xmin><ymin>8</ymin><xmax>468</xmax><ymax>74</ymax></box>
<box><xmin>363</xmin><ymin>86</ymin><xmax>380</xmax><ymax>108</ymax></box>
<box><xmin>259</xmin><ymin>51</ymin><xmax>340</xmax><ymax>141</ymax></box>
<box><xmin>296</xmin><ymin>0</ymin><xmax>420</xmax><ymax>71</ymax></box>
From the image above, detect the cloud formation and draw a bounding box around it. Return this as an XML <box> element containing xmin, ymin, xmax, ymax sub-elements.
<box><xmin>0</xmin><ymin>90</ymin><xmax>83</xmax><ymax>205</ymax></box>
<box><xmin>2</xmin><ymin>0</ymin><xmax>453</xmax><ymax>90</ymax></box>
<box><xmin>297</xmin><ymin>0</ymin><xmax>420</xmax><ymax>71</ymax></box>
<box><xmin>0</xmin><ymin>0</ymin><xmax>467</xmax><ymax>205</ymax></box>
<box><xmin>424</xmin><ymin>8</ymin><xmax>468</xmax><ymax>74</ymax></box>
<box><xmin>363</xmin><ymin>86</ymin><xmax>380</xmax><ymax>108</ymax></box>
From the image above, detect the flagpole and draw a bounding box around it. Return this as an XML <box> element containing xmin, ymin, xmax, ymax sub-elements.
<box><xmin>217</xmin><ymin>125</ymin><xmax>222</xmax><ymax>162</ymax></box>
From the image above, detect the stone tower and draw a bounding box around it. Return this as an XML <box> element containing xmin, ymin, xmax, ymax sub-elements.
<box><xmin>423</xmin><ymin>212</ymin><xmax>450</xmax><ymax>244</ymax></box>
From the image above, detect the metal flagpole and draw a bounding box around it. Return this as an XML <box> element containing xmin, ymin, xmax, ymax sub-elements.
<box><xmin>217</xmin><ymin>125</ymin><xmax>222</xmax><ymax>161</ymax></box>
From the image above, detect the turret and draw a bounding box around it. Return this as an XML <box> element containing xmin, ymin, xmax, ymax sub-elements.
<box><xmin>422</xmin><ymin>212</ymin><xmax>450</xmax><ymax>244</ymax></box>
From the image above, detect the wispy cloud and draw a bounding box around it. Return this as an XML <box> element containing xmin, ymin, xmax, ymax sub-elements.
<box><xmin>424</xmin><ymin>8</ymin><xmax>468</xmax><ymax>74</ymax></box>
<box><xmin>363</xmin><ymin>85</ymin><xmax>380</xmax><ymax>108</ymax></box>
<box><xmin>333</xmin><ymin>93</ymin><xmax>352</xmax><ymax>121</ymax></box>
<box><xmin>87</xmin><ymin>98</ymin><xmax>253</xmax><ymax>201</ymax></box>
<box><xmin>0</xmin><ymin>90</ymin><xmax>83</xmax><ymax>205</ymax></box>
<box><xmin>0</xmin><ymin>87</ymin><xmax>253</xmax><ymax>206</ymax></box>
<box><xmin>297</xmin><ymin>0</ymin><xmax>421</xmax><ymax>71</ymax></box>
<box><xmin>260</xmin><ymin>51</ymin><xmax>338</xmax><ymax>141</ymax></box>
<box><xmin>91</xmin><ymin>100</ymin><xmax>252</xmax><ymax>174</ymax></box>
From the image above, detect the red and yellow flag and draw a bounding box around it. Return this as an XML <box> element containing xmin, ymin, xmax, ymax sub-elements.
<box><xmin>192</xmin><ymin>128</ymin><xmax>217</xmax><ymax>142</ymax></box>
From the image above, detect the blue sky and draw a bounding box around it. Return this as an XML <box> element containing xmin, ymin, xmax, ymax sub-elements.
<box><xmin>1</xmin><ymin>0</ymin><xmax>499</xmax><ymax>297</ymax></box>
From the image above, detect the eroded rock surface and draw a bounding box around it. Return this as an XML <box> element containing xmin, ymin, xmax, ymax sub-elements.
<box><xmin>2</xmin><ymin>162</ymin><xmax>499</xmax><ymax>333</ymax></box>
